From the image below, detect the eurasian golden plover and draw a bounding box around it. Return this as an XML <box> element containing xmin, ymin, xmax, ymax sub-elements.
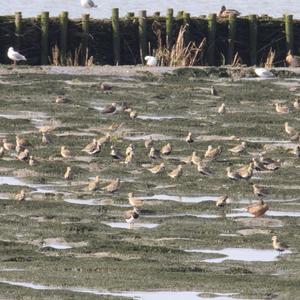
<box><xmin>272</xmin><ymin>236</ymin><xmax>288</xmax><ymax>253</ymax></box>
<box><xmin>168</xmin><ymin>164</ymin><xmax>183</xmax><ymax>179</ymax></box>
<box><xmin>161</xmin><ymin>143</ymin><xmax>172</xmax><ymax>155</ymax></box>
<box><xmin>246</xmin><ymin>199</ymin><xmax>269</xmax><ymax>217</ymax></box>
<box><xmin>147</xmin><ymin>162</ymin><xmax>165</xmax><ymax>174</ymax></box>
<box><xmin>102</xmin><ymin>178</ymin><xmax>120</xmax><ymax>193</ymax></box>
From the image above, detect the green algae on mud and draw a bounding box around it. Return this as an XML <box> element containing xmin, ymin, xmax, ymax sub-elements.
<box><xmin>0</xmin><ymin>67</ymin><xmax>300</xmax><ymax>299</ymax></box>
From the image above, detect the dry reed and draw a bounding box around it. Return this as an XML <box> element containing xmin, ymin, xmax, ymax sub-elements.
<box><xmin>152</xmin><ymin>23</ymin><xmax>206</xmax><ymax>66</ymax></box>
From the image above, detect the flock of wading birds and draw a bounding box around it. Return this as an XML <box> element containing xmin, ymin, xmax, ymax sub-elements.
<box><xmin>1</xmin><ymin>83</ymin><xmax>299</xmax><ymax>254</ymax></box>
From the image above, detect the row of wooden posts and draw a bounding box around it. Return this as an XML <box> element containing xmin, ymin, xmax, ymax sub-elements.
<box><xmin>11</xmin><ymin>8</ymin><xmax>295</xmax><ymax>65</ymax></box>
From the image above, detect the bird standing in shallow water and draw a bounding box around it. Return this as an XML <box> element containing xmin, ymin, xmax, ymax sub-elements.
<box><xmin>125</xmin><ymin>207</ymin><xmax>140</xmax><ymax>229</ymax></box>
<box><xmin>246</xmin><ymin>199</ymin><xmax>269</xmax><ymax>217</ymax></box>
<box><xmin>216</xmin><ymin>195</ymin><xmax>228</xmax><ymax>207</ymax></box>
<box><xmin>272</xmin><ymin>236</ymin><xmax>288</xmax><ymax>253</ymax></box>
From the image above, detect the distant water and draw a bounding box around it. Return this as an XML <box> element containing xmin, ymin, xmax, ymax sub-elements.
<box><xmin>0</xmin><ymin>0</ymin><xmax>300</xmax><ymax>18</ymax></box>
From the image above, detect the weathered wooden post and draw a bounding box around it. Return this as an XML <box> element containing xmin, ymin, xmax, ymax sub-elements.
<box><xmin>208</xmin><ymin>13</ymin><xmax>216</xmax><ymax>66</ymax></box>
<box><xmin>176</xmin><ymin>11</ymin><xmax>184</xmax><ymax>19</ymax></box>
<box><xmin>183</xmin><ymin>12</ymin><xmax>191</xmax><ymax>47</ymax></box>
<box><xmin>59</xmin><ymin>11</ymin><xmax>68</xmax><ymax>65</ymax></box>
<box><xmin>249</xmin><ymin>14</ymin><xmax>257</xmax><ymax>65</ymax></box>
<box><xmin>126</xmin><ymin>12</ymin><xmax>134</xmax><ymax>19</ymax></box>
<box><xmin>112</xmin><ymin>8</ymin><xmax>120</xmax><ymax>65</ymax></box>
<box><xmin>40</xmin><ymin>11</ymin><xmax>49</xmax><ymax>65</ymax></box>
<box><xmin>15</xmin><ymin>12</ymin><xmax>22</xmax><ymax>50</ymax></box>
<box><xmin>139</xmin><ymin>10</ymin><xmax>147</xmax><ymax>64</ymax></box>
<box><xmin>284</xmin><ymin>14</ymin><xmax>294</xmax><ymax>53</ymax></box>
<box><xmin>166</xmin><ymin>8</ymin><xmax>173</xmax><ymax>49</ymax></box>
<box><xmin>227</xmin><ymin>14</ymin><xmax>237</xmax><ymax>64</ymax></box>
<box><xmin>81</xmin><ymin>13</ymin><xmax>90</xmax><ymax>65</ymax></box>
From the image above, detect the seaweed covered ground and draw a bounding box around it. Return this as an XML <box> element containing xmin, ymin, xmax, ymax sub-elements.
<box><xmin>0</xmin><ymin>66</ymin><xmax>299</xmax><ymax>299</ymax></box>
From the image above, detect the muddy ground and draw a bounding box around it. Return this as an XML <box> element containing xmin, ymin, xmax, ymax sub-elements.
<box><xmin>0</xmin><ymin>65</ymin><xmax>299</xmax><ymax>299</ymax></box>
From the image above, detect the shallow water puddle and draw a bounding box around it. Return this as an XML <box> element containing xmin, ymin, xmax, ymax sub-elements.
<box><xmin>0</xmin><ymin>281</ymin><xmax>239</xmax><ymax>299</ymax></box>
<box><xmin>186</xmin><ymin>248</ymin><xmax>291</xmax><ymax>263</ymax></box>
<box><xmin>124</xmin><ymin>133</ymin><xmax>176</xmax><ymax>141</ymax></box>
<box><xmin>64</xmin><ymin>199</ymin><xmax>108</xmax><ymax>206</ymax></box>
<box><xmin>137</xmin><ymin>115</ymin><xmax>185</xmax><ymax>120</ymax></box>
<box><xmin>0</xmin><ymin>176</ymin><xmax>24</xmax><ymax>186</ymax></box>
<box><xmin>141</xmin><ymin>194</ymin><xmax>219</xmax><ymax>203</ymax></box>
<box><xmin>102</xmin><ymin>222</ymin><xmax>159</xmax><ymax>229</ymax></box>
<box><xmin>42</xmin><ymin>242</ymin><xmax>72</xmax><ymax>250</ymax></box>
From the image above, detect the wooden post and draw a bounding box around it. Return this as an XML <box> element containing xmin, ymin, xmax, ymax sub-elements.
<box><xmin>227</xmin><ymin>14</ymin><xmax>237</xmax><ymax>64</ymax></box>
<box><xmin>15</xmin><ymin>12</ymin><xmax>22</xmax><ymax>51</ymax></box>
<box><xmin>284</xmin><ymin>14</ymin><xmax>294</xmax><ymax>53</ymax></box>
<box><xmin>40</xmin><ymin>11</ymin><xmax>49</xmax><ymax>65</ymax></box>
<box><xmin>183</xmin><ymin>12</ymin><xmax>190</xmax><ymax>47</ymax></box>
<box><xmin>81</xmin><ymin>13</ymin><xmax>89</xmax><ymax>65</ymax></box>
<box><xmin>126</xmin><ymin>12</ymin><xmax>134</xmax><ymax>19</ymax></box>
<box><xmin>139</xmin><ymin>10</ymin><xmax>147</xmax><ymax>64</ymax></box>
<box><xmin>249</xmin><ymin>14</ymin><xmax>257</xmax><ymax>66</ymax></box>
<box><xmin>112</xmin><ymin>8</ymin><xmax>120</xmax><ymax>65</ymax></box>
<box><xmin>176</xmin><ymin>11</ymin><xmax>184</xmax><ymax>19</ymax></box>
<box><xmin>208</xmin><ymin>13</ymin><xmax>216</xmax><ymax>66</ymax></box>
<box><xmin>166</xmin><ymin>8</ymin><xmax>173</xmax><ymax>49</ymax></box>
<box><xmin>59</xmin><ymin>11</ymin><xmax>68</xmax><ymax>66</ymax></box>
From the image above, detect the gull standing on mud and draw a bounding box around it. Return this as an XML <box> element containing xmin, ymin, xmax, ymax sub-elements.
<box><xmin>80</xmin><ymin>0</ymin><xmax>97</xmax><ymax>8</ymax></box>
<box><xmin>254</xmin><ymin>68</ymin><xmax>274</xmax><ymax>78</ymax></box>
<box><xmin>144</xmin><ymin>56</ymin><xmax>157</xmax><ymax>66</ymax></box>
<box><xmin>7</xmin><ymin>47</ymin><xmax>26</xmax><ymax>66</ymax></box>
